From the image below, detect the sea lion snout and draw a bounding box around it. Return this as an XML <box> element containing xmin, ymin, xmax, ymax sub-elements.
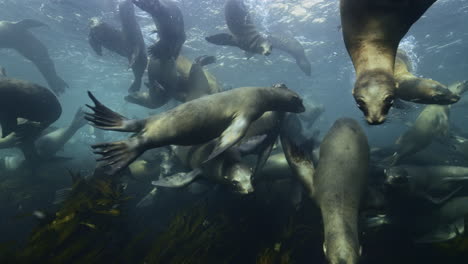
<box><xmin>260</xmin><ymin>41</ymin><xmax>272</xmax><ymax>56</ymax></box>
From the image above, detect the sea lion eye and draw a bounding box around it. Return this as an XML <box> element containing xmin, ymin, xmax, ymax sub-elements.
<box><xmin>356</xmin><ymin>98</ymin><xmax>365</xmax><ymax>109</ymax></box>
<box><xmin>384</xmin><ymin>96</ymin><xmax>394</xmax><ymax>106</ymax></box>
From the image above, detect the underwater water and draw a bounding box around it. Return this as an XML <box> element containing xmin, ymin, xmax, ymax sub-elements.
<box><xmin>0</xmin><ymin>0</ymin><xmax>468</xmax><ymax>263</ymax></box>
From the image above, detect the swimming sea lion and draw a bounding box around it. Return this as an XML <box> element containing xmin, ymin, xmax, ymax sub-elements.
<box><xmin>267</xmin><ymin>33</ymin><xmax>311</xmax><ymax>76</ymax></box>
<box><xmin>153</xmin><ymin>142</ymin><xmax>254</xmax><ymax>194</ymax></box>
<box><xmin>205</xmin><ymin>0</ymin><xmax>272</xmax><ymax>56</ymax></box>
<box><xmin>88</xmin><ymin>0</ymin><xmax>148</xmax><ymax>93</ymax></box>
<box><xmin>0</xmin><ymin>19</ymin><xmax>69</xmax><ymax>95</ymax></box>
<box><xmin>35</xmin><ymin>107</ymin><xmax>87</xmax><ymax>157</ymax></box>
<box><xmin>384</xmin><ymin>165</ymin><xmax>468</xmax><ymax>204</ymax></box>
<box><xmin>340</xmin><ymin>0</ymin><xmax>437</xmax><ymax>124</ymax></box>
<box><xmin>389</xmin><ymin>104</ymin><xmax>450</xmax><ymax>165</ymax></box>
<box><xmin>314</xmin><ymin>118</ymin><xmax>369</xmax><ymax>264</ymax></box>
<box><xmin>86</xmin><ymin>84</ymin><xmax>305</xmax><ymax>175</ymax></box>
<box><xmin>0</xmin><ymin>75</ymin><xmax>62</xmax><ymax>161</ymax></box>
<box><xmin>394</xmin><ymin>50</ymin><xmax>459</xmax><ymax>104</ymax></box>
<box><xmin>133</xmin><ymin>0</ymin><xmax>186</xmax><ymax>60</ymax></box>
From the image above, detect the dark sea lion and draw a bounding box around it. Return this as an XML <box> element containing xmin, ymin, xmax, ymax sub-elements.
<box><xmin>0</xmin><ymin>19</ymin><xmax>69</xmax><ymax>95</ymax></box>
<box><xmin>35</xmin><ymin>107</ymin><xmax>87</xmax><ymax>157</ymax></box>
<box><xmin>314</xmin><ymin>118</ymin><xmax>369</xmax><ymax>264</ymax></box>
<box><xmin>267</xmin><ymin>33</ymin><xmax>311</xmax><ymax>76</ymax></box>
<box><xmin>0</xmin><ymin>74</ymin><xmax>62</xmax><ymax>161</ymax></box>
<box><xmin>153</xmin><ymin>142</ymin><xmax>254</xmax><ymax>194</ymax></box>
<box><xmin>205</xmin><ymin>0</ymin><xmax>272</xmax><ymax>56</ymax></box>
<box><xmin>86</xmin><ymin>84</ymin><xmax>305</xmax><ymax>175</ymax></box>
<box><xmin>394</xmin><ymin>50</ymin><xmax>459</xmax><ymax>104</ymax></box>
<box><xmin>88</xmin><ymin>0</ymin><xmax>148</xmax><ymax>93</ymax></box>
<box><xmin>384</xmin><ymin>165</ymin><xmax>468</xmax><ymax>204</ymax></box>
<box><xmin>340</xmin><ymin>0</ymin><xmax>437</xmax><ymax>124</ymax></box>
<box><xmin>133</xmin><ymin>0</ymin><xmax>186</xmax><ymax>60</ymax></box>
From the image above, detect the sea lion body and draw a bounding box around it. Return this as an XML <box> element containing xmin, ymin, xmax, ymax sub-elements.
<box><xmin>0</xmin><ymin>19</ymin><xmax>68</xmax><ymax>95</ymax></box>
<box><xmin>394</xmin><ymin>51</ymin><xmax>459</xmax><ymax>104</ymax></box>
<box><xmin>267</xmin><ymin>33</ymin><xmax>311</xmax><ymax>76</ymax></box>
<box><xmin>87</xmin><ymin>85</ymin><xmax>305</xmax><ymax>174</ymax></box>
<box><xmin>392</xmin><ymin>104</ymin><xmax>449</xmax><ymax>165</ymax></box>
<box><xmin>340</xmin><ymin>0</ymin><xmax>437</xmax><ymax>124</ymax></box>
<box><xmin>0</xmin><ymin>78</ymin><xmax>62</xmax><ymax>136</ymax></box>
<box><xmin>314</xmin><ymin>118</ymin><xmax>369</xmax><ymax>264</ymax></box>
<box><xmin>133</xmin><ymin>0</ymin><xmax>185</xmax><ymax>59</ymax></box>
<box><xmin>166</xmin><ymin>142</ymin><xmax>254</xmax><ymax>194</ymax></box>
<box><xmin>206</xmin><ymin>0</ymin><xmax>272</xmax><ymax>56</ymax></box>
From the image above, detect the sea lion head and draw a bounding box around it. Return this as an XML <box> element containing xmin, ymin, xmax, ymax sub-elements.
<box><xmin>88</xmin><ymin>17</ymin><xmax>102</xmax><ymax>28</ymax></box>
<box><xmin>354</xmin><ymin>70</ymin><xmax>395</xmax><ymax>125</ymax></box>
<box><xmin>226</xmin><ymin>163</ymin><xmax>254</xmax><ymax>194</ymax></box>
<box><xmin>323</xmin><ymin>232</ymin><xmax>361</xmax><ymax>264</ymax></box>
<box><xmin>384</xmin><ymin>167</ymin><xmax>409</xmax><ymax>187</ymax></box>
<box><xmin>272</xmin><ymin>84</ymin><xmax>305</xmax><ymax>113</ymax></box>
<box><xmin>423</xmin><ymin>79</ymin><xmax>460</xmax><ymax>104</ymax></box>
<box><xmin>258</xmin><ymin>40</ymin><xmax>272</xmax><ymax>56</ymax></box>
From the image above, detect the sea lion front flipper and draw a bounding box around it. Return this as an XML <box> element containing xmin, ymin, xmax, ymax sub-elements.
<box><xmin>205</xmin><ymin>116</ymin><xmax>251</xmax><ymax>162</ymax></box>
<box><xmin>422</xmin><ymin>186</ymin><xmax>463</xmax><ymax>205</ymax></box>
<box><xmin>252</xmin><ymin>133</ymin><xmax>277</xmax><ymax>177</ymax></box>
<box><xmin>236</xmin><ymin>134</ymin><xmax>268</xmax><ymax>155</ymax></box>
<box><xmin>85</xmin><ymin>91</ymin><xmax>143</xmax><ymax>132</ymax></box>
<box><xmin>92</xmin><ymin>136</ymin><xmax>146</xmax><ymax>175</ymax></box>
<box><xmin>14</xmin><ymin>19</ymin><xmax>48</xmax><ymax>30</ymax></box>
<box><xmin>205</xmin><ymin>33</ymin><xmax>238</xmax><ymax>47</ymax></box>
<box><xmin>194</xmin><ymin>55</ymin><xmax>216</xmax><ymax>67</ymax></box>
<box><xmin>151</xmin><ymin>168</ymin><xmax>202</xmax><ymax>187</ymax></box>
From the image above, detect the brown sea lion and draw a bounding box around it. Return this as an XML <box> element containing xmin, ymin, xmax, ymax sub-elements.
<box><xmin>153</xmin><ymin>142</ymin><xmax>254</xmax><ymax>194</ymax></box>
<box><xmin>125</xmin><ymin>55</ymin><xmax>220</xmax><ymax>108</ymax></box>
<box><xmin>88</xmin><ymin>0</ymin><xmax>148</xmax><ymax>93</ymax></box>
<box><xmin>394</xmin><ymin>50</ymin><xmax>459</xmax><ymax>104</ymax></box>
<box><xmin>86</xmin><ymin>84</ymin><xmax>305</xmax><ymax>175</ymax></box>
<box><xmin>340</xmin><ymin>0</ymin><xmax>437</xmax><ymax>124</ymax></box>
<box><xmin>314</xmin><ymin>118</ymin><xmax>369</xmax><ymax>264</ymax></box>
<box><xmin>133</xmin><ymin>0</ymin><xmax>186</xmax><ymax>60</ymax></box>
<box><xmin>0</xmin><ymin>19</ymin><xmax>69</xmax><ymax>95</ymax></box>
<box><xmin>205</xmin><ymin>0</ymin><xmax>272</xmax><ymax>56</ymax></box>
<box><xmin>267</xmin><ymin>33</ymin><xmax>311</xmax><ymax>76</ymax></box>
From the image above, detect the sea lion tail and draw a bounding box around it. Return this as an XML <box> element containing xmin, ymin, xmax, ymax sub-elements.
<box><xmin>92</xmin><ymin>137</ymin><xmax>145</xmax><ymax>175</ymax></box>
<box><xmin>85</xmin><ymin>91</ymin><xmax>141</xmax><ymax>132</ymax></box>
<box><xmin>14</xmin><ymin>19</ymin><xmax>49</xmax><ymax>30</ymax></box>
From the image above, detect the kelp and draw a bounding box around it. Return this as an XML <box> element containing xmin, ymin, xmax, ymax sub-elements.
<box><xmin>2</xmin><ymin>169</ymin><xmax>130</xmax><ymax>264</ymax></box>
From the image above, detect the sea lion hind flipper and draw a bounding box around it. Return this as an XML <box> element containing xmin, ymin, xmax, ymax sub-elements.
<box><xmin>128</xmin><ymin>46</ymin><xmax>141</xmax><ymax>68</ymax></box>
<box><xmin>205</xmin><ymin>33</ymin><xmax>238</xmax><ymax>47</ymax></box>
<box><xmin>14</xmin><ymin>19</ymin><xmax>48</xmax><ymax>30</ymax></box>
<box><xmin>92</xmin><ymin>137</ymin><xmax>145</xmax><ymax>175</ymax></box>
<box><xmin>151</xmin><ymin>169</ymin><xmax>202</xmax><ymax>188</ymax></box>
<box><xmin>205</xmin><ymin>116</ymin><xmax>250</xmax><ymax>162</ymax></box>
<box><xmin>85</xmin><ymin>91</ymin><xmax>141</xmax><ymax>132</ymax></box>
<box><xmin>194</xmin><ymin>55</ymin><xmax>216</xmax><ymax>67</ymax></box>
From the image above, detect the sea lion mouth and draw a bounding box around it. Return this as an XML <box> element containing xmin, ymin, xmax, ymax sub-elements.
<box><xmin>366</xmin><ymin>116</ymin><xmax>386</xmax><ymax>125</ymax></box>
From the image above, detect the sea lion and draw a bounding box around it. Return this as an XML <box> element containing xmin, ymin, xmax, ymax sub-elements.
<box><xmin>88</xmin><ymin>0</ymin><xmax>148</xmax><ymax>93</ymax></box>
<box><xmin>298</xmin><ymin>101</ymin><xmax>324</xmax><ymax>130</ymax></box>
<box><xmin>0</xmin><ymin>74</ymin><xmax>62</xmax><ymax>161</ymax></box>
<box><xmin>86</xmin><ymin>84</ymin><xmax>305</xmax><ymax>175</ymax></box>
<box><xmin>205</xmin><ymin>0</ymin><xmax>272</xmax><ymax>56</ymax></box>
<box><xmin>153</xmin><ymin>142</ymin><xmax>254</xmax><ymax>194</ymax></box>
<box><xmin>35</xmin><ymin>107</ymin><xmax>87</xmax><ymax>157</ymax></box>
<box><xmin>314</xmin><ymin>118</ymin><xmax>369</xmax><ymax>264</ymax></box>
<box><xmin>340</xmin><ymin>0</ymin><xmax>437</xmax><ymax>124</ymax></box>
<box><xmin>267</xmin><ymin>33</ymin><xmax>311</xmax><ymax>76</ymax></box>
<box><xmin>389</xmin><ymin>104</ymin><xmax>450</xmax><ymax>165</ymax></box>
<box><xmin>133</xmin><ymin>0</ymin><xmax>186</xmax><ymax>60</ymax></box>
<box><xmin>126</xmin><ymin>55</ymin><xmax>221</xmax><ymax>108</ymax></box>
<box><xmin>0</xmin><ymin>19</ymin><xmax>69</xmax><ymax>95</ymax></box>
<box><xmin>394</xmin><ymin>50</ymin><xmax>459</xmax><ymax>104</ymax></box>
<box><xmin>384</xmin><ymin>165</ymin><xmax>468</xmax><ymax>204</ymax></box>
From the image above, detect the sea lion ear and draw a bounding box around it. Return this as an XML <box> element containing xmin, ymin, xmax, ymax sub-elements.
<box><xmin>15</xmin><ymin>19</ymin><xmax>48</xmax><ymax>30</ymax></box>
<box><xmin>272</xmin><ymin>83</ymin><xmax>288</xmax><ymax>89</ymax></box>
